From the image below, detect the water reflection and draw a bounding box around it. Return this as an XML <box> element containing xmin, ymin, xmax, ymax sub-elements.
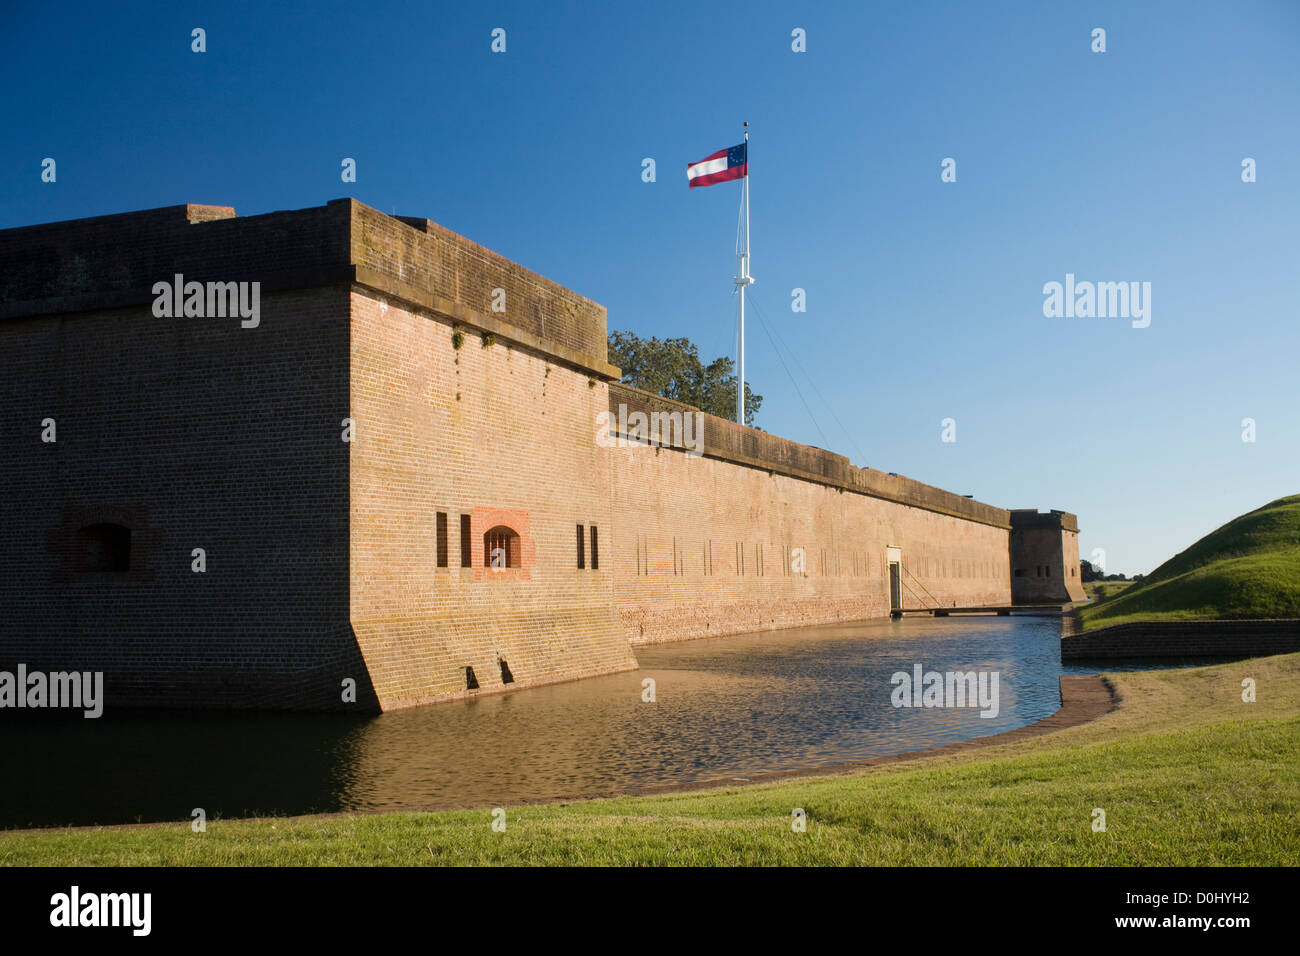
<box><xmin>4</xmin><ymin>615</ymin><xmax>1102</xmax><ymax>829</ymax></box>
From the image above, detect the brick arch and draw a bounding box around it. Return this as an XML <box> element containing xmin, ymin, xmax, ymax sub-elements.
<box><xmin>48</xmin><ymin>504</ymin><xmax>161</xmax><ymax>583</ymax></box>
<box><xmin>471</xmin><ymin>507</ymin><xmax>534</xmax><ymax>581</ymax></box>
<box><xmin>75</xmin><ymin>522</ymin><xmax>131</xmax><ymax>572</ymax></box>
<box><xmin>483</xmin><ymin>525</ymin><xmax>520</xmax><ymax>569</ymax></box>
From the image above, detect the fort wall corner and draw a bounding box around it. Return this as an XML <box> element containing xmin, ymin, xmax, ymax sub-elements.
<box><xmin>1009</xmin><ymin>509</ymin><xmax>1086</xmax><ymax>603</ymax></box>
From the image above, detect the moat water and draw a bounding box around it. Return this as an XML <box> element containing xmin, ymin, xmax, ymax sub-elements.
<box><xmin>2</xmin><ymin>616</ymin><xmax>1135</xmax><ymax>830</ymax></box>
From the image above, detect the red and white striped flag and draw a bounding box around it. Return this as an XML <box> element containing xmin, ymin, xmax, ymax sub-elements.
<box><xmin>687</xmin><ymin>142</ymin><xmax>748</xmax><ymax>188</ymax></box>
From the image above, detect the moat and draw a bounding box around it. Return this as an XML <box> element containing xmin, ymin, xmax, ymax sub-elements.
<box><xmin>3</xmin><ymin>616</ymin><xmax>1118</xmax><ymax>830</ymax></box>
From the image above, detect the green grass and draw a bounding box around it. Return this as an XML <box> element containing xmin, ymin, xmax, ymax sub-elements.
<box><xmin>1078</xmin><ymin>494</ymin><xmax>1300</xmax><ymax>631</ymax></box>
<box><xmin>1083</xmin><ymin>580</ymin><xmax>1135</xmax><ymax>602</ymax></box>
<box><xmin>3</xmin><ymin>653</ymin><xmax>1297</xmax><ymax>866</ymax></box>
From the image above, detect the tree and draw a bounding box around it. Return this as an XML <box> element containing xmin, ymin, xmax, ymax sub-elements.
<box><xmin>608</xmin><ymin>330</ymin><xmax>762</xmax><ymax>425</ymax></box>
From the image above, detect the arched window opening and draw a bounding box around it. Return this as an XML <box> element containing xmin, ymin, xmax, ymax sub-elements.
<box><xmin>483</xmin><ymin>526</ymin><xmax>520</xmax><ymax>570</ymax></box>
<box><xmin>75</xmin><ymin>523</ymin><xmax>131</xmax><ymax>572</ymax></box>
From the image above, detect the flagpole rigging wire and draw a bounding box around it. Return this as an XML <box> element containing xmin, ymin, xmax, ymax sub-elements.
<box><xmin>748</xmin><ymin>290</ymin><xmax>869</xmax><ymax>467</ymax></box>
<box><xmin>748</xmin><ymin>293</ymin><xmax>831</xmax><ymax>450</ymax></box>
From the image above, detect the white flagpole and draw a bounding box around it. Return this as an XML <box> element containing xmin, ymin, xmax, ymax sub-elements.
<box><xmin>735</xmin><ymin>124</ymin><xmax>753</xmax><ymax>425</ymax></box>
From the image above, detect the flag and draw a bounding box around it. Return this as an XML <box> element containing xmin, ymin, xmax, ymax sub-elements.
<box><xmin>687</xmin><ymin>142</ymin><xmax>747</xmax><ymax>188</ymax></box>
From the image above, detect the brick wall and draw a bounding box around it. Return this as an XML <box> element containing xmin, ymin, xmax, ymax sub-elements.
<box><xmin>347</xmin><ymin>292</ymin><xmax>637</xmax><ymax>709</ymax></box>
<box><xmin>608</xmin><ymin>440</ymin><xmax>1012</xmax><ymax>644</ymax></box>
<box><xmin>0</xmin><ymin>199</ymin><xmax>1068</xmax><ymax>711</ymax></box>
<box><xmin>0</xmin><ymin>202</ymin><xmax>347</xmax><ymax>316</ymax></box>
<box><xmin>608</xmin><ymin>384</ymin><xmax>1012</xmax><ymax>528</ymax></box>
<box><xmin>0</xmin><ymin>287</ymin><xmax>367</xmax><ymax>709</ymax></box>
<box><xmin>1010</xmin><ymin>510</ymin><xmax>1086</xmax><ymax>603</ymax></box>
<box><xmin>603</xmin><ymin>383</ymin><xmax>1013</xmax><ymax>642</ymax></box>
<box><xmin>355</xmin><ymin>204</ymin><xmax>610</xmax><ymax>369</ymax></box>
<box><xmin>1061</xmin><ymin>619</ymin><xmax>1300</xmax><ymax>660</ymax></box>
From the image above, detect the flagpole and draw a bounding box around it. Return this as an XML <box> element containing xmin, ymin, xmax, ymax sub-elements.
<box><xmin>736</xmin><ymin>124</ymin><xmax>752</xmax><ymax>425</ymax></box>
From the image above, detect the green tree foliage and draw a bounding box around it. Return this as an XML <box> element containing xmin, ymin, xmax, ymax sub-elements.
<box><xmin>1081</xmin><ymin>559</ymin><xmax>1130</xmax><ymax>582</ymax></box>
<box><xmin>607</xmin><ymin>330</ymin><xmax>762</xmax><ymax>425</ymax></box>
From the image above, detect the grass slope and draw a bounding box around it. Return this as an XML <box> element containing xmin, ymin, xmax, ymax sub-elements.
<box><xmin>3</xmin><ymin>653</ymin><xmax>1297</xmax><ymax>866</ymax></box>
<box><xmin>1083</xmin><ymin>580</ymin><xmax>1135</xmax><ymax>601</ymax></box>
<box><xmin>1079</xmin><ymin>495</ymin><xmax>1300</xmax><ymax>630</ymax></box>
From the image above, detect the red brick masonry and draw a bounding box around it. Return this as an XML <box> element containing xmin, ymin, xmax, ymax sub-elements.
<box><xmin>1062</xmin><ymin>619</ymin><xmax>1300</xmax><ymax>660</ymax></box>
<box><xmin>0</xmin><ymin>200</ymin><xmax>1084</xmax><ymax>710</ymax></box>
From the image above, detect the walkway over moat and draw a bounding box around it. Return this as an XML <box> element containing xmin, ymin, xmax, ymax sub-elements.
<box><xmin>891</xmin><ymin>604</ymin><xmax>1072</xmax><ymax>619</ymax></box>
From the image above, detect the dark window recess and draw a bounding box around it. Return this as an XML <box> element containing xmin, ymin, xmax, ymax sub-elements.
<box><xmin>460</xmin><ymin>515</ymin><xmax>472</xmax><ymax>567</ymax></box>
<box><xmin>1014</xmin><ymin>569</ymin><xmax>1026</xmax><ymax>578</ymax></box>
<box><xmin>484</xmin><ymin>526</ymin><xmax>520</xmax><ymax>569</ymax></box>
<box><xmin>465</xmin><ymin>666</ymin><xmax>479</xmax><ymax>690</ymax></box>
<box><xmin>590</xmin><ymin>526</ymin><xmax>599</xmax><ymax>570</ymax></box>
<box><xmin>499</xmin><ymin>659</ymin><xmax>515</xmax><ymax>684</ymax></box>
<box><xmin>576</xmin><ymin>524</ymin><xmax>586</xmax><ymax>569</ymax></box>
<box><xmin>436</xmin><ymin>512</ymin><xmax>448</xmax><ymax>568</ymax></box>
<box><xmin>75</xmin><ymin>523</ymin><xmax>131</xmax><ymax>572</ymax></box>
<box><xmin>1045</xmin><ymin>565</ymin><xmax>1051</xmax><ymax>576</ymax></box>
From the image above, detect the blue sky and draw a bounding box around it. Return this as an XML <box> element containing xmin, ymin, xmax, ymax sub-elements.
<box><xmin>4</xmin><ymin>0</ymin><xmax>1297</xmax><ymax>574</ymax></box>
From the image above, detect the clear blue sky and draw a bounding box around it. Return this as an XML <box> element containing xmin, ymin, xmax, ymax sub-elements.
<box><xmin>4</xmin><ymin>0</ymin><xmax>1297</xmax><ymax>574</ymax></box>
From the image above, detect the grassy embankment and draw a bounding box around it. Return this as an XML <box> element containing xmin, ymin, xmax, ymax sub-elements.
<box><xmin>1078</xmin><ymin>495</ymin><xmax>1300</xmax><ymax>631</ymax></box>
<box><xmin>3</xmin><ymin>653</ymin><xmax>1297</xmax><ymax>866</ymax></box>
<box><xmin>1083</xmin><ymin>580</ymin><xmax>1134</xmax><ymax>601</ymax></box>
